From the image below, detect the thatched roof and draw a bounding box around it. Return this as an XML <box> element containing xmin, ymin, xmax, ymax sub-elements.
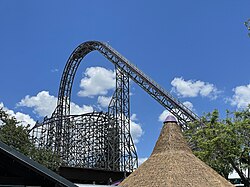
<box><xmin>120</xmin><ymin>118</ymin><xmax>233</xmax><ymax>187</ymax></box>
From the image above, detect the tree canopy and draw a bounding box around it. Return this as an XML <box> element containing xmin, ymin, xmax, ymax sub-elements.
<box><xmin>185</xmin><ymin>106</ymin><xmax>250</xmax><ymax>186</ymax></box>
<box><xmin>245</xmin><ymin>19</ymin><xmax>250</xmax><ymax>37</ymax></box>
<box><xmin>0</xmin><ymin>108</ymin><xmax>61</xmax><ymax>171</ymax></box>
<box><xmin>1</xmin><ymin>104</ymin><xmax>250</xmax><ymax>184</ymax></box>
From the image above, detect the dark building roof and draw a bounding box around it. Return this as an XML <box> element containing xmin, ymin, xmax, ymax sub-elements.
<box><xmin>0</xmin><ymin>140</ymin><xmax>77</xmax><ymax>187</ymax></box>
<box><xmin>59</xmin><ymin>166</ymin><xmax>129</xmax><ymax>185</ymax></box>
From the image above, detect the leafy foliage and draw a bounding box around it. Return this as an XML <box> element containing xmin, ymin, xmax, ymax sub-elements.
<box><xmin>0</xmin><ymin>110</ymin><xmax>32</xmax><ymax>155</ymax></box>
<box><xmin>245</xmin><ymin>19</ymin><xmax>250</xmax><ymax>37</ymax></box>
<box><xmin>0</xmin><ymin>108</ymin><xmax>61</xmax><ymax>171</ymax></box>
<box><xmin>30</xmin><ymin>147</ymin><xmax>62</xmax><ymax>171</ymax></box>
<box><xmin>185</xmin><ymin>107</ymin><xmax>250</xmax><ymax>186</ymax></box>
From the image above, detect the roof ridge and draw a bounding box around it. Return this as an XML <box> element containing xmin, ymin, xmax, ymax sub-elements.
<box><xmin>151</xmin><ymin>122</ymin><xmax>192</xmax><ymax>155</ymax></box>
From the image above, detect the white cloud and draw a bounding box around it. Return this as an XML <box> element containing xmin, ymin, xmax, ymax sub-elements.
<box><xmin>183</xmin><ymin>101</ymin><xmax>194</xmax><ymax>111</ymax></box>
<box><xmin>18</xmin><ymin>91</ymin><xmax>57</xmax><ymax>117</ymax></box>
<box><xmin>0</xmin><ymin>102</ymin><xmax>36</xmax><ymax>127</ymax></box>
<box><xmin>171</xmin><ymin>77</ymin><xmax>219</xmax><ymax>99</ymax></box>
<box><xmin>230</xmin><ymin>84</ymin><xmax>250</xmax><ymax>109</ymax></box>
<box><xmin>51</xmin><ymin>68</ymin><xmax>59</xmax><ymax>73</ymax></box>
<box><xmin>130</xmin><ymin>121</ymin><xmax>143</xmax><ymax>144</ymax></box>
<box><xmin>18</xmin><ymin>91</ymin><xmax>93</xmax><ymax>117</ymax></box>
<box><xmin>131</xmin><ymin>113</ymin><xmax>138</xmax><ymax>121</ymax></box>
<box><xmin>78</xmin><ymin>67</ymin><xmax>116</xmax><ymax>98</ymax></box>
<box><xmin>70</xmin><ymin>103</ymin><xmax>94</xmax><ymax>115</ymax></box>
<box><xmin>138</xmin><ymin>157</ymin><xmax>148</xmax><ymax>166</ymax></box>
<box><xmin>97</xmin><ymin>96</ymin><xmax>112</xmax><ymax>108</ymax></box>
<box><xmin>14</xmin><ymin>112</ymin><xmax>36</xmax><ymax>127</ymax></box>
<box><xmin>130</xmin><ymin>114</ymin><xmax>143</xmax><ymax>144</ymax></box>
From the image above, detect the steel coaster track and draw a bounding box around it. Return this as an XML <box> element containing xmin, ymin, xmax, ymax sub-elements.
<box><xmin>56</xmin><ymin>41</ymin><xmax>200</xmax><ymax>128</ymax></box>
<box><xmin>31</xmin><ymin>40</ymin><xmax>200</xmax><ymax>172</ymax></box>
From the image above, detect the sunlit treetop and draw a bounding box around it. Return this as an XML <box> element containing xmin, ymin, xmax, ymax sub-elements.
<box><xmin>245</xmin><ymin>19</ymin><xmax>250</xmax><ymax>37</ymax></box>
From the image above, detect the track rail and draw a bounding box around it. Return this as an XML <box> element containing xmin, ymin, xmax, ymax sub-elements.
<box><xmin>56</xmin><ymin>41</ymin><xmax>200</xmax><ymax>127</ymax></box>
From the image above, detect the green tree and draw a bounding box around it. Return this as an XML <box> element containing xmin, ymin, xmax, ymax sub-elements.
<box><xmin>0</xmin><ymin>108</ymin><xmax>61</xmax><ymax>171</ymax></box>
<box><xmin>185</xmin><ymin>107</ymin><xmax>250</xmax><ymax>186</ymax></box>
<box><xmin>245</xmin><ymin>19</ymin><xmax>250</xmax><ymax>37</ymax></box>
<box><xmin>0</xmin><ymin>109</ymin><xmax>33</xmax><ymax>155</ymax></box>
<box><xmin>30</xmin><ymin>147</ymin><xmax>62</xmax><ymax>171</ymax></box>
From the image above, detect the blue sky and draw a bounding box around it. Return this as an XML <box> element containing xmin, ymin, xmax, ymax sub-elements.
<box><xmin>0</xmin><ymin>1</ymin><xmax>250</xmax><ymax>163</ymax></box>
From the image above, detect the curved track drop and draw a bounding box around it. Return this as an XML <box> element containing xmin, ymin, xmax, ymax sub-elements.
<box><xmin>31</xmin><ymin>41</ymin><xmax>200</xmax><ymax>172</ymax></box>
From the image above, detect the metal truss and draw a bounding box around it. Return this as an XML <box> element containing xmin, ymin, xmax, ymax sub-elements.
<box><xmin>32</xmin><ymin>112</ymin><xmax>116</xmax><ymax>168</ymax></box>
<box><xmin>108</xmin><ymin>67</ymin><xmax>138</xmax><ymax>171</ymax></box>
<box><xmin>55</xmin><ymin>41</ymin><xmax>199</xmax><ymax>127</ymax></box>
<box><xmin>31</xmin><ymin>40</ymin><xmax>200</xmax><ymax>173</ymax></box>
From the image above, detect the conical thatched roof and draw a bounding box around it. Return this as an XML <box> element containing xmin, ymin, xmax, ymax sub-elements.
<box><xmin>120</xmin><ymin>117</ymin><xmax>233</xmax><ymax>187</ymax></box>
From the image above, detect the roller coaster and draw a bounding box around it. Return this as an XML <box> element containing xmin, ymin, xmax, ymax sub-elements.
<box><xmin>31</xmin><ymin>41</ymin><xmax>200</xmax><ymax>173</ymax></box>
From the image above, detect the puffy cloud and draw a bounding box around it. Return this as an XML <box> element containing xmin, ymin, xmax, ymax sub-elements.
<box><xmin>18</xmin><ymin>91</ymin><xmax>57</xmax><ymax>117</ymax></box>
<box><xmin>138</xmin><ymin>157</ymin><xmax>148</xmax><ymax>166</ymax></box>
<box><xmin>78</xmin><ymin>67</ymin><xmax>116</xmax><ymax>98</ymax></box>
<box><xmin>131</xmin><ymin>113</ymin><xmax>138</xmax><ymax>121</ymax></box>
<box><xmin>230</xmin><ymin>84</ymin><xmax>250</xmax><ymax>109</ymax></box>
<box><xmin>18</xmin><ymin>91</ymin><xmax>93</xmax><ymax>117</ymax></box>
<box><xmin>183</xmin><ymin>101</ymin><xmax>194</xmax><ymax>111</ymax></box>
<box><xmin>171</xmin><ymin>77</ymin><xmax>219</xmax><ymax>99</ymax></box>
<box><xmin>97</xmin><ymin>96</ymin><xmax>112</xmax><ymax>108</ymax></box>
<box><xmin>130</xmin><ymin>114</ymin><xmax>143</xmax><ymax>144</ymax></box>
<box><xmin>0</xmin><ymin>102</ymin><xmax>36</xmax><ymax>127</ymax></box>
<box><xmin>51</xmin><ymin>68</ymin><xmax>59</xmax><ymax>73</ymax></box>
<box><xmin>14</xmin><ymin>112</ymin><xmax>36</xmax><ymax>127</ymax></box>
<box><xmin>70</xmin><ymin>103</ymin><xmax>94</xmax><ymax>115</ymax></box>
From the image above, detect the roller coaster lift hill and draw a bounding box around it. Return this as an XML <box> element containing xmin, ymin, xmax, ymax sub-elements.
<box><xmin>31</xmin><ymin>41</ymin><xmax>200</xmax><ymax>173</ymax></box>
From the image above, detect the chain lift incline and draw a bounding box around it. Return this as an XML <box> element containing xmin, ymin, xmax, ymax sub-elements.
<box><xmin>31</xmin><ymin>41</ymin><xmax>200</xmax><ymax>173</ymax></box>
<box><xmin>57</xmin><ymin>41</ymin><xmax>199</xmax><ymax>124</ymax></box>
